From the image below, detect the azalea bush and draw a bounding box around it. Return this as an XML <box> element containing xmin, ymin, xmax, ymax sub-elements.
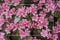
<box><xmin>0</xmin><ymin>0</ymin><xmax>60</xmax><ymax>40</ymax></box>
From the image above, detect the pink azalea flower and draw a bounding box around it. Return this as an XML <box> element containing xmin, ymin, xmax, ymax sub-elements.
<box><xmin>41</xmin><ymin>29</ymin><xmax>48</xmax><ymax>37</ymax></box>
<box><xmin>30</xmin><ymin>37</ymin><xmax>38</xmax><ymax>40</ymax></box>
<box><xmin>53</xmin><ymin>27</ymin><xmax>58</xmax><ymax>33</ymax></box>
<box><xmin>6</xmin><ymin>8</ymin><xmax>16</xmax><ymax>18</ymax></box>
<box><xmin>0</xmin><ymin>16</ymin><xmax>5</xmax><ymax>30</ymax></box>
<box><xmin>41</xmin><ymin>29</ymin><xmax>50</xmax><ymax>38</ymax></box>
<box><xmin>12</xmin><ymin>23</ymin><xmax>19</xmax><ymax>31</ymax></box>
<box><xmin>37</xmin><ymin>0</ymin><xmax>46</xmax><ymax>9</ymax></box>
<box><xmin>19</xmin><ymin>29</ymin><xmax>30</xmax><ymax>38</ymax></box>
<box><xmin>52</xmin><ymin>34</ymin><xmax>58</xmax><ymax>40</ymax></box>
<box><xmin>0</xmin><ymin>5</ymin><xmax>4</xmax><ymax>15</ymax></box>
<box><xmin>16</xmin><ymin>7</ymin><xmax>27</xmax><ymax>17</ymax></box>
<box><xmin>56</xmin><ymin>22</ymin><xmax>60</xmax><ymax>27</ymax></box>
<box><xmin>47</xmin><ymin>32</ymin><xmax>52</xmax><ymax>39</ymax></box>
<box><xmin>33</xmin><ymin>37</ymin><xmax>38</xmax><ymax>40</ymax></box>
<box><xmin>32</xmin><ymin>14</ymin><xmax>39</xmax><ymax>22</ymax></box>
<box><xmin>53</xmin><ymin>22</ymin><xmax>60</xmax><ymax>40</ymax></box>
<box><xmin>0</xmin><ymin>32</ymin><xmax>5</xmax><ymax>40</ymax></box>
<box><xmin>2</xmin><ymin>3</ymin><xmax>10</xmax><ymax>12</ymax></box>
<box><xmin>38</xmin><ymin>17</ymin><xmax>48</xmax><ymax>27</ymax></box>
<box><xmin>12</xmin><ymin>0</ymin><xmax>21</xmax><ymax>6</ymax></box>
<box><xmin>19</xmin><ymin>19</ymin><xmax>31</xmax><ymax>29</ymax></box>
<box><xmin>58</xmin><ymin>32</ymin><xmax>60</xmax><ymax>40</ymax></box>
<box><xmin>29</xmin><ymin>37</ymin><xmax>33</xmax><ymax>40</ymax></box>
<box><xmin>39</xmin><ymin>0</ymin><xmax>45</xmax><ymax>3</ymax></box>
<box><xmin>39</xmin><ymin>11</ymin><xmax>46</xmax><ymax>17</ymax></box>
<box><xmin>4</xmin><ymin>0</ymin><xmax>11</xmax><ymax>3</ymax></box>
<box><xmin>57</xmin><ymin>1</ymin><xmax>60</xmax><ymax>8</ymax></box>
<box><xmin>37</xmin><ymin>2</ymin><xmax>43</xmax><ymax>9</ymax></box>
<box><xmin>53</xmin><ymin>22</ymin><xmax>60</xmax><ymax>34</ymax></box>
<box><xmin>37</xmin><ymin>23</ymin><xmax>43</xmax><ymax>29</ymax></box>
<box><xmin>48</xmin><ymin>15</ymin><xmax>53</xmax><ymax>21</ymax></box>
<box><xmin>5</xmin><ymin>24</ymin><xmax>14</xmax><ymax>34</ymax></box>
<box><xmin>31</xmin><ymin>22</ymin><xmax>37</xmax><ymax>28</ymax></box>
<box><xmin>46</xmin><ymin>0</ymin><xmax>55</xmax><ymax>13</ymax></box>
<box><xmin>27</xmin><ymin>4</ymin><xmax>37</xmax><ymax>15</ymax></box>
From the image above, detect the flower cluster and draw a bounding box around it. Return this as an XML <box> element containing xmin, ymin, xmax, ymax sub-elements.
<box><xmin>0</xmin><ymin>0</ymin><xmax>60</xmax><ymax>40</ymax></box>
<box><xmin>0</xmin><ymin>32</ymin><xmax>5</xmax><ymax>40</ymax></box>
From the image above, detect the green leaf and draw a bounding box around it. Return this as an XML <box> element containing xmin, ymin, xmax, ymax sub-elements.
<box><xmin>54</xmin><ymin>12</ymin><xmax>60</xmax><ymax>18</ymax></box>
<box><xmin>26</xmin><ymin>13</ymin><xmax>33</xmax><ymax>21</ymax></box>
<box><xmin>37</xmin><ymin>29</ymin><xmax>42</xmax><ymax>33</ymax></box>
<box><xmin>58</xmin><ymin>18</ymin><xmax>60</xmax><ymax>23</ymax></box>
<box><xmin>16</xmin><ymin>5</ymin><xmax>22</xmax><ymax>9</ymax></box>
